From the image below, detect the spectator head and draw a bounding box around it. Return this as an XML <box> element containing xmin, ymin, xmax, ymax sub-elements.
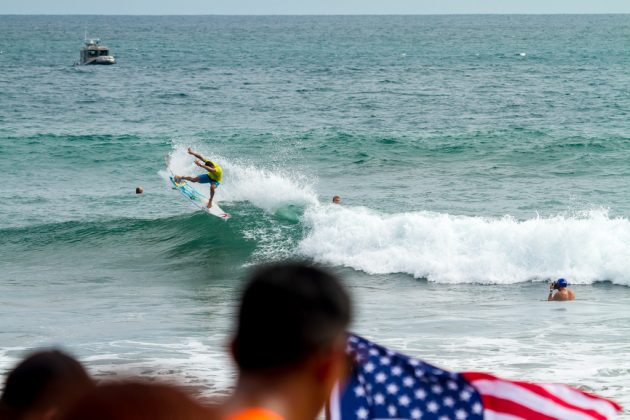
<box><xmin>0</xmin><ymin>349</ymin><xmax>93</xmax><ymax>420</ymax></box>
<box><xmin>230</xmin><ymin>262</ymin><xmax>352</xmax><ymax>417</ymax></box>
<box><xmin>60</xmin><ymin>381</ymin><xmax>212</xmax><ymax>420</ymax></box>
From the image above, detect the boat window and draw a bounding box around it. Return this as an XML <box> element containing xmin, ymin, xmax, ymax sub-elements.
<box><xmin>89</xmin><ymin>50</ymin><xmax>98</xmax><ymax>57</ymax></box>
<box><xmin>99</xmin><ymin>50</ymin><xmax>109</xmax><ymax>56</ymax></box>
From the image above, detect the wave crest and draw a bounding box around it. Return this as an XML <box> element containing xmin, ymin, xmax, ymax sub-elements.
<box><xmin>299</xmin><ymin>207</ymin><xmax>630</xmax><ymax>285</ymax></box>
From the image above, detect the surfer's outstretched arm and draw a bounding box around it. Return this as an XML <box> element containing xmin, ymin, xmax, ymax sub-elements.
<box><xmin>194</xmin><ymin>160</ymin><xmax>217</xmax><ymax>173</ymax></box>
<box><xmin>188</xmin><ymin>147</ymin><xmax>207</xmax><ymax>162</ymax></box>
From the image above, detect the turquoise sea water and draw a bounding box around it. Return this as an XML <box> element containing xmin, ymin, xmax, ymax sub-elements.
<box><xmin>1</xmin><ymin>15</ymin><xmax>630</xmax><ymax>411</ymax></box>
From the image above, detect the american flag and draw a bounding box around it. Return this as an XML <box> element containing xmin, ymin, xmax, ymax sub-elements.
<box><xmin>329</xmin><ymin>334</ymin><xmax>622</xmax><ymax>420</ymax></box>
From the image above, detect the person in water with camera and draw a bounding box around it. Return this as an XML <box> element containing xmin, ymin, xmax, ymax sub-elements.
<box><xmin>548</xmin><ymin>278</ymin><xmax>575</xmax><ymax>301</ymax></box>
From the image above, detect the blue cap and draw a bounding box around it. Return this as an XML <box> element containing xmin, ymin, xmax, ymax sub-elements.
<box><xmin>556</xmin><ymin>278</ymin><xmax>568</xmax><ymax>288</ymax></box>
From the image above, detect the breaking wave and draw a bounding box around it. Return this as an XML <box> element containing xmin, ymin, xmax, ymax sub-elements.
<box><xmin>299</xmin><ymin>206</ymin><xmax>630</xmax><ymax>285</ymax></box>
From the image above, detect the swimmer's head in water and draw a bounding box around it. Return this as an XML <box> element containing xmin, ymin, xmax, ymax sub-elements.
<box><xmin>332</xmin><ymin>195</ymin><xmax>341</xmax><ymax>204</ymax></box>
<box><xmin>554</xmin><ymin>278</ymin><xmax>568</xmax><ymax>289</ymax></box>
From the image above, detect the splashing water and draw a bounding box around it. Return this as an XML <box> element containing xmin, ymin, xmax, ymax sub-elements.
<box><xmin>299</xmin><ymin>206</ymin><xmax>630</xmax><ymax>285</ymax></box>
<box><xmin>162</xmin><ymin>144</ymin><xmax>318</xmax><ymax>215</ymax></box>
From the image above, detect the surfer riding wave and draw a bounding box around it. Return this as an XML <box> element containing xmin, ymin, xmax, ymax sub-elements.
<box><xmin>174</xmin><ymin>147</ymin><xmax>223</xmax><ymax>208</ymax></box>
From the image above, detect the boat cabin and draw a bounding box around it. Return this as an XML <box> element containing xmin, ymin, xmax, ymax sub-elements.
<box><xmin>79</xmin><ymin>39</ymin><xmax>115</xmax><ymax>65</ymax></box>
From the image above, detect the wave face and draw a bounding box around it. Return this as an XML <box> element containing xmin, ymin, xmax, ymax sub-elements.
<box><xmin>299</xmin><ymin>206</ymin><xmax>630</xmax><ymax>285</ymax></box>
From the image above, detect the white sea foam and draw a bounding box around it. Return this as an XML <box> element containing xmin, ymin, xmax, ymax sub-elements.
<box><xmin>84</xmin><ymin>339</ymin><xmax>234</xmax><ymax>395</ymax></box>
<box><xmin>299</xmin><ymin>206</ymin><xmax>630</xmax><ymax>285</ymax></box>
<box><xmin>163</xmin><ymin>145</ymin><xmax>630</xmax><ymax>286</ymax></box>
<box><xmin>0</xmin><ymin>341</ymin><xmax>233</xmax><ymax>398</ymax></box>
<box><xmin>162</xmin><ymin>145</ymin><xmax>318</xmax><ymax>214</ymax></box>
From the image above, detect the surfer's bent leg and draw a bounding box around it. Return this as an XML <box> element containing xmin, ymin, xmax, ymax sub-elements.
<box><xmin>208</xmin><ymin>184</ymin><xmax>216</xmax><ymax>208</ymax></box>
<box><xmin>193</xmin><ymin>174</ymin><xmax>215</xmax><ymax>207</ymax></box>
<box><xmin>174</xmin><ymin>175</ymin><xmax>199</xmax><ymax>182</ymax></box>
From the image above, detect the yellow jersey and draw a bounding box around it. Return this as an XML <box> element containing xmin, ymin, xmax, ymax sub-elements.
<box><xmin>208</xmin><ymin>162</ymin><xmax>223</xmax><ymax>183</ymax></box>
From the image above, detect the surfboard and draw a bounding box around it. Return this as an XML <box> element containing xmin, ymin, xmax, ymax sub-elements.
<box><xmin>169</xmin><ymin>176</ymin><xmax>230</xmax><ymax>220</ymax></box>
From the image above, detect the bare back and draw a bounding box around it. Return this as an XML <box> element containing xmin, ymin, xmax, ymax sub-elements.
<box><xmin>551</xmin><ymin>288</ymin><xmax>575</xmax><ymax>301</ymax></box>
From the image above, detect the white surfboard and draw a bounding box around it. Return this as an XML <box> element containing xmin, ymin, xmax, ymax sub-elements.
<box><xmin>169</xmin><ymin>176</ymin><xmax>230</xmax><ymax>220</ymax></box>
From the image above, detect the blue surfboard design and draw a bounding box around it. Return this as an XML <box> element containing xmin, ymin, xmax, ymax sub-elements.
<box><xmin>169</xmin><ymin>176</ymin><xmax>230</xmax><ymax>220</ymax></box>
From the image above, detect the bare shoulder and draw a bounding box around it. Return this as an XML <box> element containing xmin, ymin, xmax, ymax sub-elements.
<box><xmin>552</xmin><ymin>290</ymin><xmax>575</xmax><ymax>301</ymax></box>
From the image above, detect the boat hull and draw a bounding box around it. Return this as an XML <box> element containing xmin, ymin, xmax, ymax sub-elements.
<box><xmin>83</xmin><ymin>56</ymin><xmax>116</xmax><ymax>65</ymax></box>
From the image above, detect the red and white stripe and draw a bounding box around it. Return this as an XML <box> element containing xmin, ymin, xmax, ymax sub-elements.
<box><xmin>462</xmin><ymin>372</ymin><xmax>622</xmax><ymax>420</ymax></box>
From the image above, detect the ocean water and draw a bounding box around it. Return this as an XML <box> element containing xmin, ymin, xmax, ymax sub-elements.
<box><xmin>1</xmin><ymin>14</ymin><xmax>630</xmax><ymax>412</ymax></box>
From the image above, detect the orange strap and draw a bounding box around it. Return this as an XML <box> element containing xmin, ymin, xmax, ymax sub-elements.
<box><xmin>224</xmin><ymin>407</ymin><xmax>284</xmax><ymax>420</ymax></box>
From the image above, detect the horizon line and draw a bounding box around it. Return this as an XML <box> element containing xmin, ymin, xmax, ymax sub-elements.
<box><xmin>2</xmin><ymin>12</ymin><xmax>630</xmax><ymax>16</ymax></box>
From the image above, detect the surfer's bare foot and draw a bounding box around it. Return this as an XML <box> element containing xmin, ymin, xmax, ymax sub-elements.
<box><xmin>174</xmin><ymin>176</ymin><xmax>181</xmax><ymax>182</ymax></box>
<box><xmin>207</xmin><ymin>201</ymin><xmax>213</xmax><ymax>208</ymax></box>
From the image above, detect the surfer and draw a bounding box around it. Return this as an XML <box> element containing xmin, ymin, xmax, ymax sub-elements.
<box><xmin>548</xmin><ymin>278</ymin><xmax>575</xmax><ymax>301</ymax></box>
<box><xmin>174</xmin><ymin>147</ymin><xmax>223</xmax><ymax>208</ymax></box>
<box><xmin>332</xmin><ymin>195</ymin><xmax>341</xmax><ymax>204</ymax></box>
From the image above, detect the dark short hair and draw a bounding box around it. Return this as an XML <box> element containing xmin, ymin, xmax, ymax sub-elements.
<box><xmin>233</xmin><ymin>262</ymin><xmax>352</xmax><ymax>372</ymax></box>
<box><xmin>204</xmin><ymin>161</ymin><xmax>214</xmax><ymax>167</ymax></box>
<box><xmin>1</xmin><ymin>349</ymin><xmax>93</xmax><ymax>414</ymax></box>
